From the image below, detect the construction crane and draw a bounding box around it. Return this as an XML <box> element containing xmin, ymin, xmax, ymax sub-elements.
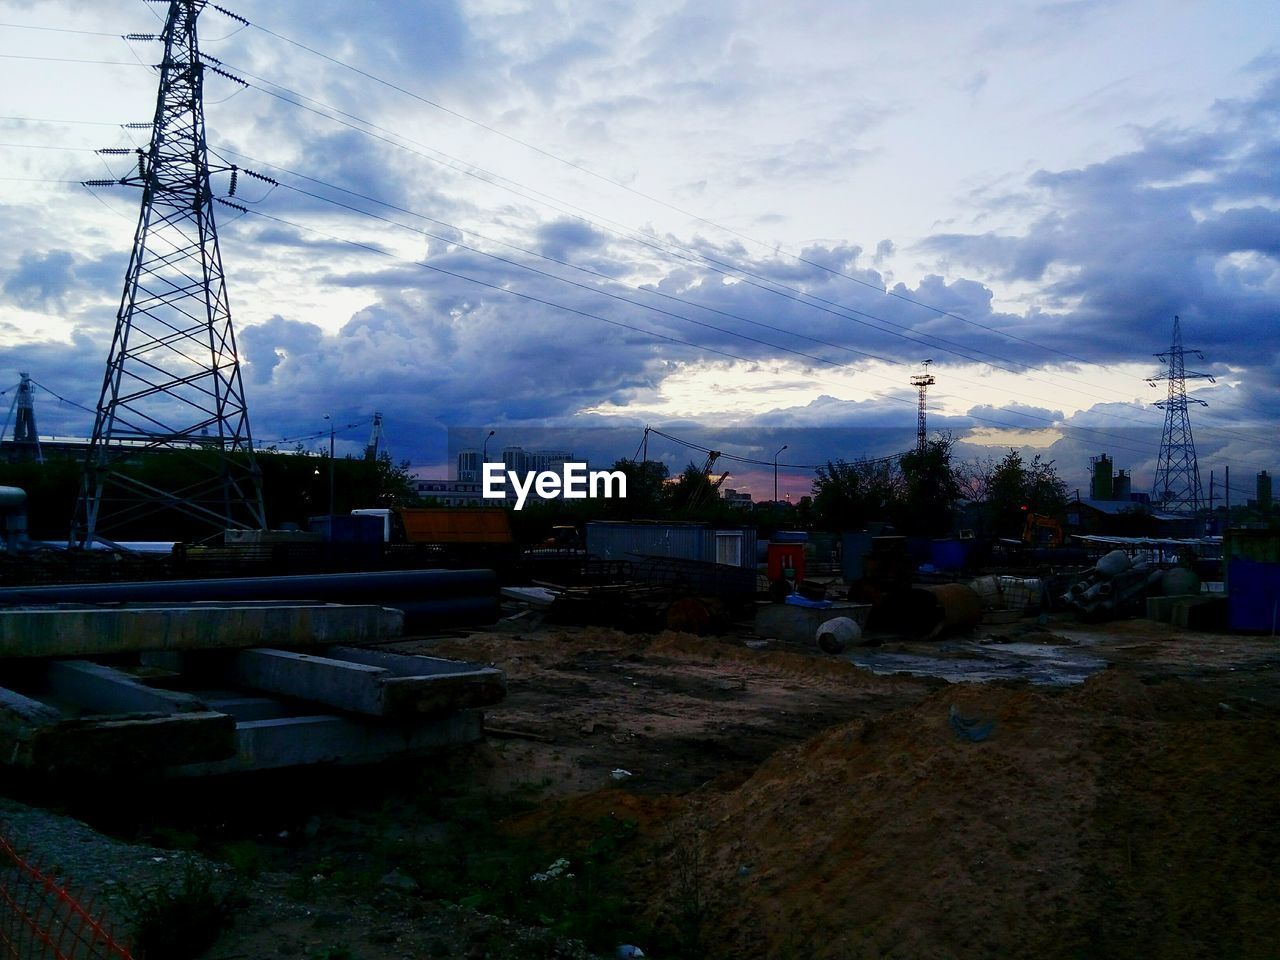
<box><xmin>685</xmin><ymin>451</ymin><xmax>723</xmax><ymax>512</ymax></box>
<box><xmin>364</xmin><ymin>412</ymin><xmax>387</xmax><ymax>462</ymax></box>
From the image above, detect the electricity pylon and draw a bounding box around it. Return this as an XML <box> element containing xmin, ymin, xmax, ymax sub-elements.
<box><xmin>1148</xmin><ymin>315</ymin><xmax>1213</xmax><ymax>514</ymax></box>
<box><xmin>7</xmin><ymin>373</ymin><xmax>42</xmax><ymax>463</ymax></box>
<box><xmin>72</xmin><ymin>0</ymin><xmax>265</xmax><ymax>546</ymax></box>
<box><xmin>910</xmin><ymin>360</ymin><xmax>935</xmax><ymax>453</ymax></box>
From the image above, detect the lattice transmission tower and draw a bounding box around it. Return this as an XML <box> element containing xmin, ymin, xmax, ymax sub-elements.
<box><xmin>72</xmin><ymin>0</ymin><xmax>265</xmax><ymax>547</ymax></box>
<box><xmin>1148</xmin><ymin>315</ymin><xmax>1214</xmax><ymax>514</ymax></box>
<box><xmin>6</xmin><ymin>372</ymin><xmax>43</xmax><ymax>463</ymax></box>
<box><xmin>911</xmin><ymin>360</ymin><xmax>935</xmax><ymax>453</ymax></box>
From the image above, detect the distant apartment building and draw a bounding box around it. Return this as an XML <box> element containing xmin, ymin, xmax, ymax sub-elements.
<box><xmin>436</xmin><ymin>443</ymin><xmax>580</xmax><ymax>506</ymax></box>
<box><xmin>415</xmin><ymin>478</ymin><xmax>485</xmax><ymax>507</ymax></box>
<box><xmin>456</xmin><ymin>448</ymin><xmax>482</xmax><ymax>482</ymax></box>
<box><xmin>500</xmin><ymin>446</ymin><xmax>573</xmax><ymax>476</ymax></box>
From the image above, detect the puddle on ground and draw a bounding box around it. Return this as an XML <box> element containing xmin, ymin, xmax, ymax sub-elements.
<box><xmin>843</xmin><ymin>638</ymin><xmax>1107</xmax><ymax>686</ymax></box>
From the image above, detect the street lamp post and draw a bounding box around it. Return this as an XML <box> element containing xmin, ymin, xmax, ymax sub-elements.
<box><xmin>773</xmin><ymin>444</ymin><xmax>788</xmax><ymax>504</ymax></box>
<box><xmin>482</xmin><ymin>429</ymin><xmax>495</xmax><ymax>464</ymax></box>
<box><xmin>324</xmin><ymin>415</ymin><xmax>335</xmax><ymax>516</ymax></box>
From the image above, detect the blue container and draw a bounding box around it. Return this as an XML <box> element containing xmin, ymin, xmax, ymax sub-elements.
<box><xmin>309</xmin><ymin>514</ymin><xmax>385</xmax><ymax>544</ymax></box>
<box><xmin>930</xmin><ymin>538</ymin><xmax>969</xmax><ymax>571</ymax></box>
<box><xmin>1228</xmin><ymin>559</ymin><xmax>1280</xmax><ymax>633</ymax></box>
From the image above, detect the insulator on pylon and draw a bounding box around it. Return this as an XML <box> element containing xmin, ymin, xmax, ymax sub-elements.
<box><xmin>207</xmin><ymin>64</ymin><xmax>248</xmax><ymax>87</ymax></box>
<box><xmin>228</xmin><ymin>168</ymin><xmax>238</xmax><ymax>196</ymax></box>
<box><xmin>137</xmin><ymin>151</ymin><xmax>146</xmax><ymax>176</ymax></box>
<box><xmin>211</xmin><ymin>4</ymin><xmax>250</xmax><ymax>26</ymax></box>
<box><xmin>201</xmin><ymin>52</ymin><xmax>223</xmax><ymax>65</ymax></box>
<box><xmin>83</xmin><ymin>179</ymin><xmax>122</xmax><ymax>187</ymax></box>
<box><xmin>216</xmin><ymin>197</ymin><xmax>248</xmax><ymax>213</ymax></box>
<box><xmin>123</xmin><ymin>33</ymin><xmax>159</xmax><ymax>41</ymax></box>
<box><xmin>243</xmin><ymin>169</ymin><xmax>278</xmax><ymax>186</ymax></box>
<box><xmin>122</xmin><ymin>122</ymin><xmax>153</xmax><ymax>130</ymax></box>
<box><xmin>96</xmin><ymin>148</ymin><xmax>131</xmax><ymax>155</ymax></box>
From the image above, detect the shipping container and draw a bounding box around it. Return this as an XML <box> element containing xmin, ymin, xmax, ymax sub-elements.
<box><xmin>585</xmin><ymin>521</ymin><xmax>756</xmax><ymax>569</ymax></box>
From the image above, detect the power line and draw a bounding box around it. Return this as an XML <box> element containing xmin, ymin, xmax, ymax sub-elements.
<box><xmin>207</xmin><ymin>150</ymin><xmax>1272</xmax><ymax>454</ymax></box>
<box><xmin>643</xmin><ymin>427</ymin><xmax>903</xmax><ymax>470</ymax></box>
<box><xmin>214</xmin><ymin>201</ymin><xmax>1180</xmax><ymax>461</ymax></box>
<box><xmin>0</xmin><ymin>53</ymin><xmax>147</xmax><ymax>67</ymax></box>
<box><xmin>235</xmin><ymin>10</ymin><xmax>1114</xmax><ymax>372</ymax></box>
<box><xmin>6</xmin><ymin>32</ymin><xmax>1271</xmax><ymax>461</ymax></box>
<box><xmin>0</xmin><ymin>21</ymin><xmax>123</xmax><ymax>38</ymax></box>
<box><xmin>205</xmin><ymin>52</ymin><xmax>1224</xmax><ymax>424</ymax></box>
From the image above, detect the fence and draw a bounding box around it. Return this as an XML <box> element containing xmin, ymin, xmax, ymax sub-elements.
<box><xmin>0</xmin><ymin>830</ymin><xmax>134</xmax><ymax>960</ymax></box>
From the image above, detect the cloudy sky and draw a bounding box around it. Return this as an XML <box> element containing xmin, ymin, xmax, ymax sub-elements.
<box><xmin>1</xmin><ymin>0</ymin><xmax>1277</xmax><ymax>502</ymax></box>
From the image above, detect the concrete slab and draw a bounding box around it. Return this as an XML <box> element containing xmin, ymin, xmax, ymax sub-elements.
<box><xmin>0</xmin><ymin>604</ymin><xmax>404</xmax><ymax>658</ymax></box>
<box><xmin>166</xmin><ymin>709</ymin><xmax>484</xmax><ymax>776</ymax></box>
<box><xmin>234</xmin><ymin>648</ymin><xmax>389</xmax><ymax>715</ymax></box>
<box><xmin>1145</xmin><ymin>594</ymin><xmax>1199</xmax><ymax>623</ymax></box>
<box><xmin>1172</xmin><ymin>596</ymin><xmax>1227</xmax><ymax>630</ymax></box>
<box><xmin>0</xmin><ymin>686</ymin><xmax>64</xmax><ymax>744</ymax></box>
<box><xmin>18</xmin><ymin>712</ymin><xmax>236</xmax><ymax>774</ymax></box>
<box><xmin>45</xmin><ymin>660</ymin><xmax>210</xmax><ymax>716</ymax></box>
<box><xmin>755</xmin><ymin>601</ymin><xmax>873</xmax><ymax>645</ymax></box>
<box><xmin>200</xmin><ymin>695</ymin><xmax>295</xmax><ymax>722</ymax></box>
<box><xmin>232</xmin><ymin>647</ymin><xmax>507</xmax><ymax>717</ymax></box>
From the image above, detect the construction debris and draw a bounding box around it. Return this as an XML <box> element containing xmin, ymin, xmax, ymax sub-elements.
<box><xmin>0</xmin><ymin>601</ymin><xmax>505</xmax><ymax>778</ymax></box>
<box><xmin>1062</xmin><ymin>550</ymin><xmax>1164</xmax><ymax>620</ymax></box>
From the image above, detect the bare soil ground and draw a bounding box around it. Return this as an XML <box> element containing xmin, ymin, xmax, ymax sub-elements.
<box><xmin>4</xmin><ymin>613</ymin><xmax>1278</xmax><ymax>960</ymax></box>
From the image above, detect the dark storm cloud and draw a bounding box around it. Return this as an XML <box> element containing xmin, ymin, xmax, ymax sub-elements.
<box><xmin>2</xmin><ymin>251</ymin><xmax>75</xmax><ymax>310</ymax></box>
<box><xmin>1</xmin><ymin>248</ymin><xmax>122</xmax><ymax>314</ymax></box>
<box><xmin>920</xmin><ymin>72</ymin><xmax>1280</xmax><ymax>371</ymax></box>
<box><xmin>534</xmin><ymin>219</ymin><xmax>607</xmax><ymax>261</ymax></box>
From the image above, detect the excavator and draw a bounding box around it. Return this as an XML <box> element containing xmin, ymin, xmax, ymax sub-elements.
<box><xmin>1021</xmin><ymin>511</ymin><xmax>1065</xmax><ymax>547</ymax></box>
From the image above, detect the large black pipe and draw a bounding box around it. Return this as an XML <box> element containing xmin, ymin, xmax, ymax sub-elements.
<box><xmin>0</xmin><ymin>569</ymin><xmax>500</xmax><ymax>630</ymax></box>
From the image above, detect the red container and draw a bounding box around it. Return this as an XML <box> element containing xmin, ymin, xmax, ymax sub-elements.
<box><xmin>767</xmin><ymin>542</ymin><xmax>805</xmax><ymax>583</ymax></box>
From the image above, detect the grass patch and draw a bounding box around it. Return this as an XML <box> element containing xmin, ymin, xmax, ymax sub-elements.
<box><xmin>126</xmin><ymin>857</ymin><xmax>242</xmax><ymax>960</ymax></box>
<box><xmin>392</xmin><ymin>805</ymin><xmax>643</xmax><ymax>952</ymax></box>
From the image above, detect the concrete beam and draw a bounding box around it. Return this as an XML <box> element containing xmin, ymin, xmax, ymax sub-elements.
<box><xmin>167</xmin><ymin>710</ymin><xmax>484</xmax><ymax>776</ymax></box>
<box><xmin>200</xmin><ymin>695</ymin><xmax>294</xmax><ymax>722</ymax></box>
<box><xmin>18</xmin><ymin>712</ymin><xmax>236</xmax><ymax>774</ymax></box>
<box><xmin>0</xmin><ymin>604</ymin><xmax>404</xmax><ymax>659</ymax></box>
<box><xmin>233</xmin><ymin>647</ymin><xmax>506</xmax><ymax>717</ymax></box>
<box><xmin>233</xmin><ymin>649</ymin><xmax>389</xmax><ymax>715</ymax></box>
<box><xmin>0</xmin><ymin>686</ymin><xmax>64</xmax><ymax>752</ymax></box>
<box><xmin>45</xmin><ymin>660</ymin><xmax>209</xmax><ymax>716</ymax></box>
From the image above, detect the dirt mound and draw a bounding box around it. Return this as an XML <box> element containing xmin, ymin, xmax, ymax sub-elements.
<box><xmin>505</xmin><ymin>788</ymin><xmax>684</xmax><ymax>852</ymax></box>
<box><xmin>640</xmin><ymin>683</ymin><xmax>1093</xmax><ymax>959</ymax></box>
<box><xmin>633</xmin><ymin>668</ymin><xmax>1280</xmax><ymax>960</ymax></box>
<box><xmin>1066</xmin><ymin>667</ymin><xmax>1158</xmax><ymax>718</ymax></box>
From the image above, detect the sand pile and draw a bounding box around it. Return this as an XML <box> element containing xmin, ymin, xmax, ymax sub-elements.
<box><xmin>639</xmin><ymin>665</ymin><xmax>1280</xmax><ymax>959</ymax></box>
